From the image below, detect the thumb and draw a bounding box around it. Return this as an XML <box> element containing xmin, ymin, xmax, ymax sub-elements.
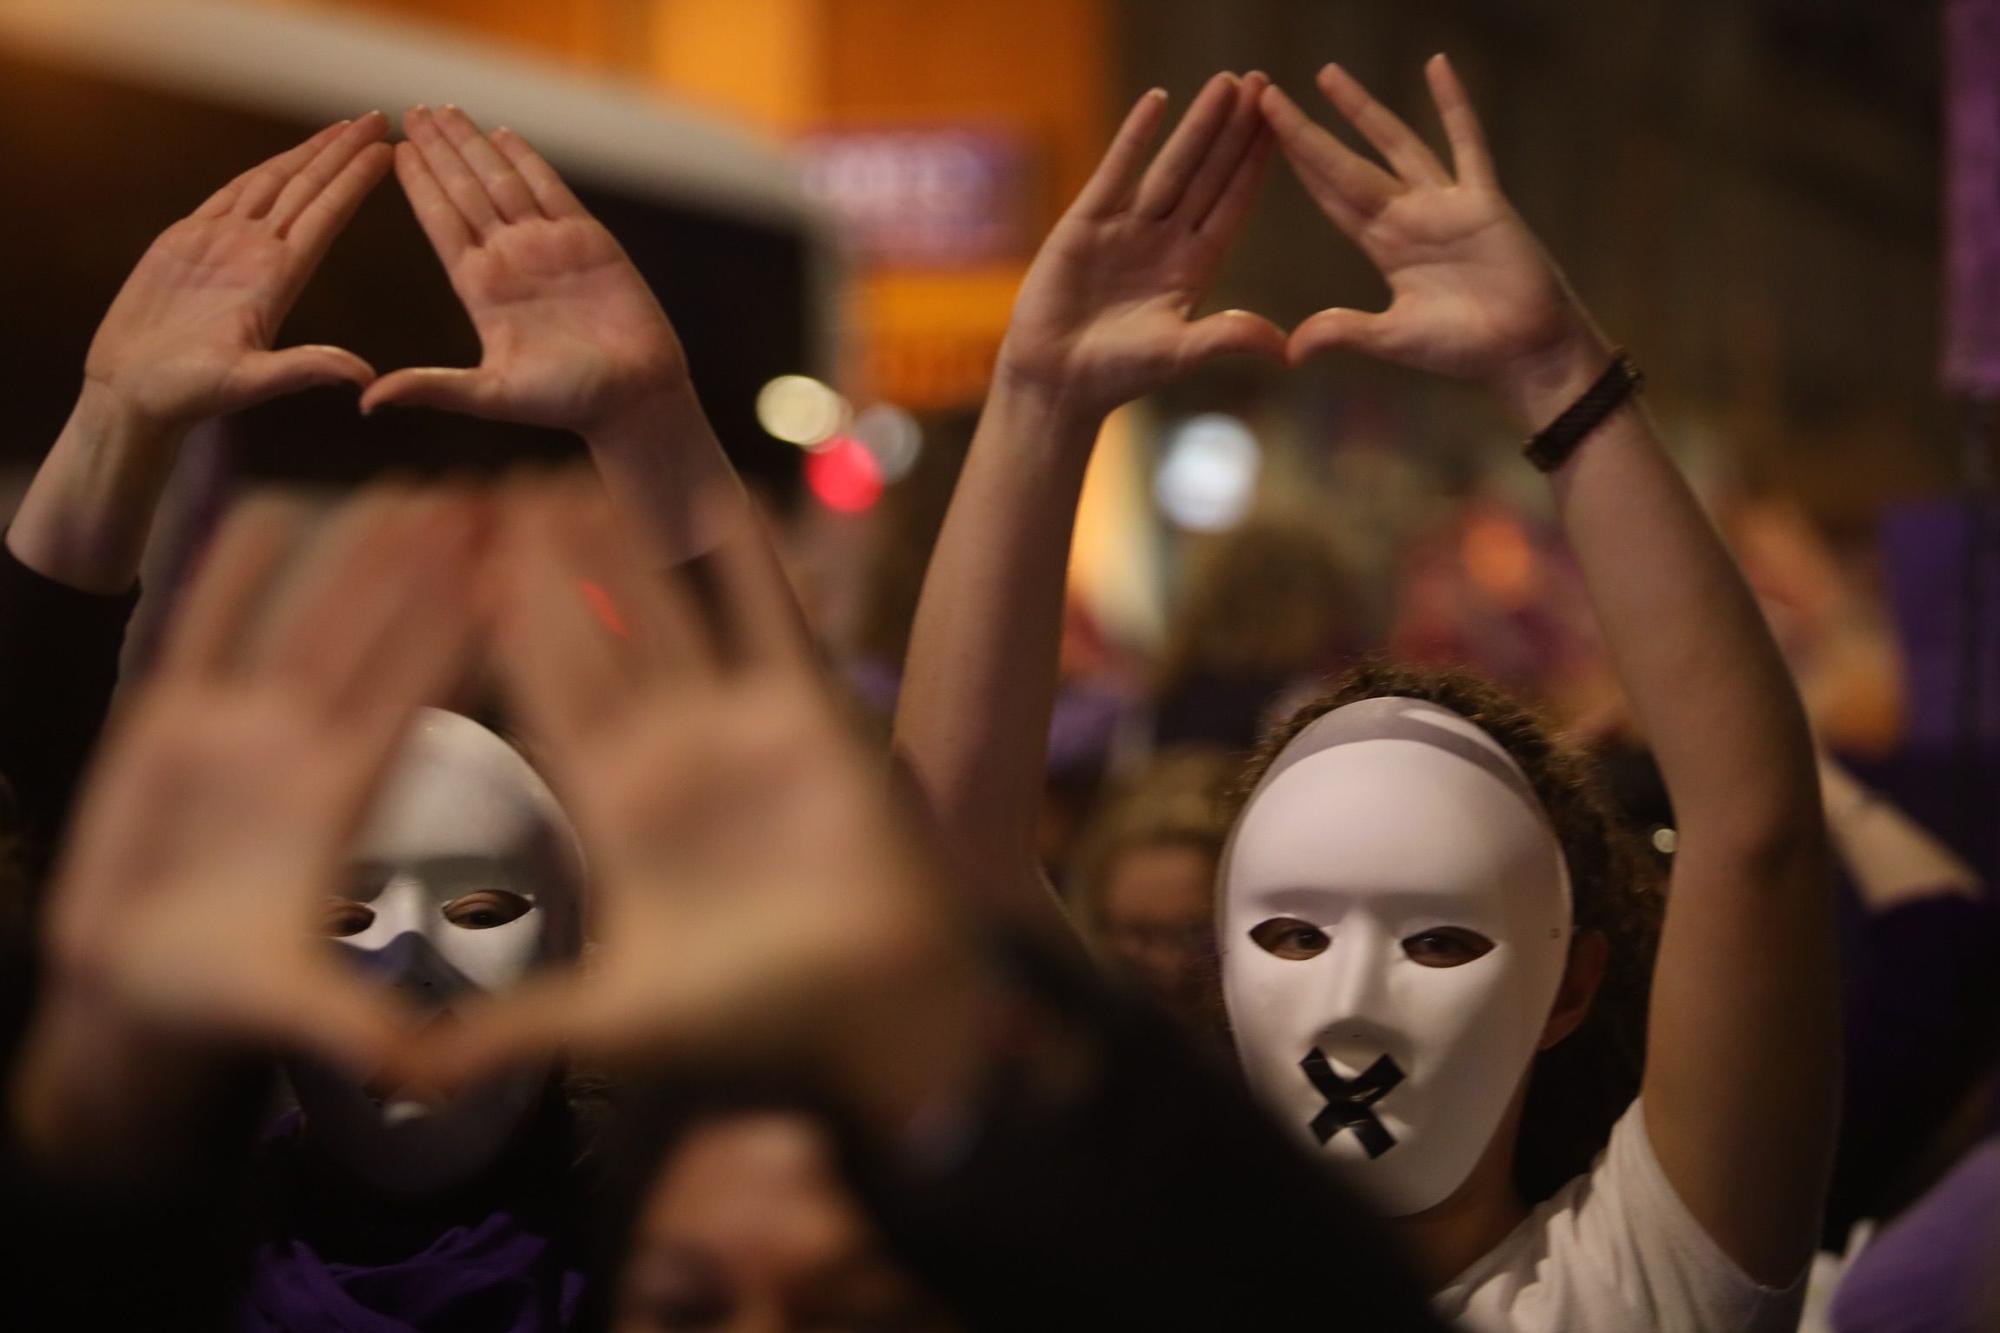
<box><xmin>227</xmin><ymin>345</ymin><xmax>376</xmax><ymax>408</ymax></box>
<box><xmin>1180</xmin><ymin>309</ymin><xmax>1288</xmax><ymax>368</ymax></box>
<box><xmin>1288</xmin><ymin>307</ymin><xmax>1401</xmax><ymax>365</ymax></box>
<box><xmin>267</xmin><ymin>969</ymin><xmax>418</xmax><ymax>1083</ymax></box>
<box><xmin>359</xmin><ymin>367</ymin><xmax>505</xmax><ymax>419</ymax></box>
<box><xmin>403</xmin><ymin>979</ymin><xmax>583</xmax><ymax>1097</ymax></box>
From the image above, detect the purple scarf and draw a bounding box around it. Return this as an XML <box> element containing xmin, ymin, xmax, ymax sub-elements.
<box><xmin>234</xmin><ymin>1113</ymin><xmax>590</xmax><ymax>1332</ymax></box>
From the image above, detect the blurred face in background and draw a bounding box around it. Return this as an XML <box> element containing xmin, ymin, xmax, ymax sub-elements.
<box><xmin>616</xmin><ymin>1112</ymin><xmax>953</xmax><ymax>1333</ymax></box>
<box><xmin>1095</xmin><ymin>839</ymin><xmax>1222</xmax><ymax>1031</ymax></box>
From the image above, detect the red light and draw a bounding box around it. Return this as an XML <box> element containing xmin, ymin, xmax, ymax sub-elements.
<box><xmin>805</xmin><ymin>436</ymin><xmax>883</xmax><ymax>513</ymax></box>
<box><xmin>577</xmin><ymin>579</ymin><xmax>630</xmax><ymax>638</ymax></box>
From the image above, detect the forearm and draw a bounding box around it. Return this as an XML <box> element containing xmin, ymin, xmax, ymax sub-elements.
<box><xmin>6</xmin><ymin>383</ymin><xmax>180</xmax><ymax>595</ymax></box>
<box><xmin>892</xmin><ymin>381</ymin><xmax>1097</xmax><ymax>928</ymax></box>
<box><xmin>1520</xmin><ymin>336</ymin><xmax>1820</xmax><ymax>857</ymax></box>
<box><xmin>585</xmin><ymin>383</ymin><xmax>747</xmax><ymax>570</ymax></box>
<box><xmin>1520</xmin><ymin>331</ymin><xmax>1835</xmax><ymax>1280</ymax></box>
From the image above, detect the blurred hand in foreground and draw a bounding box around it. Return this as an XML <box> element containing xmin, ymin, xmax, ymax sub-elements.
<box><xmin>12</xmin><ymin>488</ymin><xmax>483</xmax><ymax>1170</ymax></box>
<box><xmin>420</xmin><ymin>484</ymin><xmax>985</xmax><ymax>1134</ymax></box>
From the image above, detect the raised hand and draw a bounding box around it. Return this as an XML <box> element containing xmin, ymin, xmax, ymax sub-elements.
<box><xmin>421</xmin><ymin>485</ymin><xmax>980</xmax><ymax>1130</ymax></box>
<box><xmin>83</xmin><ymin>115</ymin><xmax>391</xmax><ymax>433</ymax></box>
<box><xmin>997</xmin><ymin>72</ymin><xmax>1286</xmax><ymax>424</ymax></box>
<box><xmin>361</xmin><ymin>107</ymin><xmax>687</xmax><ymax>437</ymax></box>
<box><xmin>11</xmin><ymin>488</ymin><xmax>484</xmax><ymax>1169</ymax></box>
<box><xmin>1261</xmin><ymin>56</ymin><xmax>1606</xmax><ymax>423</ymax></box>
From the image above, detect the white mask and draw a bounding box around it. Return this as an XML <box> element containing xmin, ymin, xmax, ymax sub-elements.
<box><xmin>1219</xmin><ymin>697</ymin><xmax>1571</xmax><ymax>1217</ymax></box>
<box><xmin>287</xmin><ymin>708</ymin><xmax>585</xmax><ymax>1198</ymax></box>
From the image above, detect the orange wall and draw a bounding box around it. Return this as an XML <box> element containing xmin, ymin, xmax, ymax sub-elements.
<box><xmin>268</xmin><ymin>0</ymin><xmax>1110</xmax><ymax>408</ymax></box>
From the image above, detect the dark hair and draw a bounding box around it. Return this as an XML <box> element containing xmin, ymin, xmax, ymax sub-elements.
<box><xmin>1228</xmin><ymin>662</ymin><xmax>1664</xmax><ymax>1206</ymax></box>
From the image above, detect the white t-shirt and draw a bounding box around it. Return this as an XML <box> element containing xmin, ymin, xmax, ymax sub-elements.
<box><xmin>1433</xmin><ymin>1100</ymin><xmax>1806</xmax><ymax>1333</ymax></box>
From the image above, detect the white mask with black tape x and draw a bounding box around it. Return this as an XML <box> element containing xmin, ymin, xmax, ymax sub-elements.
<box><xmin>1218</xmin><ymin>696</ymin><xmax>1571</xmax><ymax>1217</ymax></box>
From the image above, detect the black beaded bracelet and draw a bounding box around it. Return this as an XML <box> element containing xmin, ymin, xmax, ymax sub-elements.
<box><xmin>1522</xmin><ymin>350</ymin><xmax>1643</xmax><ymax>472</ymax></box>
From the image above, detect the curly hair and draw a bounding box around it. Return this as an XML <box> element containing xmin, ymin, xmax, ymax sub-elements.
<box><xmin>1226</xmin><ymin>661</ymin><xmax>1664</xmax><ymax>1206</ymax></box>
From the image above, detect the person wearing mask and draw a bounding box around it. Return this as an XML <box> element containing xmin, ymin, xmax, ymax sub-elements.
<box><xmin>895</xmin><ymin>59</ymin><xmax>1835</xmax><ymax>1333</ymax></box>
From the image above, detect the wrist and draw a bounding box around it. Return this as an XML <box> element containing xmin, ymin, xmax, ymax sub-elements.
<box><xmin>584</xmin><ymin>383</ymin><xmax>747</xmax><ymax>565</ymax></box>
<box><xmin>584</xmin><ymin>380</ymin><xmax>707</xmax><ymax>460</ymax></box>
<box><xmin>70</xmin><ymin>377</ymin><xmax>182</xmax><ymax>458</ymax></box>
<box><xmin>76</xmin><ymin>365</ymin><xmax>203</xmax><ymax>444</ymax></box>
<box><xmin>7</xmin><ymin>384</ymin><xmax>184</xmax><ymax>592</ymax></box>
<box><xmin>985</xmin><ymin>359</ymin><xmax>1108</xmax><ymax>457</ymax></box>
<box><xmin>1487</xmin><ymin>321</ymin><xmax>1616</xmax><ymax>432</ymax></box>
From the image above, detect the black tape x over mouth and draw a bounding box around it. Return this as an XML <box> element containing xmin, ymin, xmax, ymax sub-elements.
<box><xmin>1300</xmin><ymin>1048</ymin><xmax>1405</xmax><ymax>1158</ymax></box>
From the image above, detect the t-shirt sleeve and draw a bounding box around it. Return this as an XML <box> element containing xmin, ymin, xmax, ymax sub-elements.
<box><xmin>1562</xmin><ymin>1099</ymin><xmax>1808</xmax><ymax>1333</ymax></box>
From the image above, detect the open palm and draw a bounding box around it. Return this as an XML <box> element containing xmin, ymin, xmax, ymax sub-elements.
<box><xmin>84</xmin><ymin>115</ymin><xmax>390</xmax><ymax>431</ymax></box>
<box><xmin>1261</xmin><ymin>56</ymin><xmax>1590</xmax><ymax>389</ymax></box>
<box><xmin>999</xmin><ymin>72</ymin><xmax>1286</xmax><ymax>421</ymax></box>
<box><xmin>361</xmin><ymin>106</ymin><xmax>685</xmax><ymax>435</ymax></box>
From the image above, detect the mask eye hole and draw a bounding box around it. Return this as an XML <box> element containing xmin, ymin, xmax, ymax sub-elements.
<box><xmin>1249</xmin><ymin>917</ymin><xmax>1331</xmax><ymax>960</ymax></box>
<box><xmin>324</xmin><ymin>900</ymin><xmax>376</xmax><ymax>938</ymax></box>
<box><xmin>1401</xmin><ymin>927</ymin><xmax>1495</xmax><ymax>968</ymax></box>
<box><xmin>442</xmin><ymin>890</ymin><xmax>533</xmax><ymax>931</ymax></box>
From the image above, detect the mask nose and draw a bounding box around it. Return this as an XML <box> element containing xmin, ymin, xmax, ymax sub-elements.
<box><xmin>1308</xmin><ymin>914</ymin><xmax>1395</xmax><ymax>1046</ymax></box>
<box><xmin>341</xmin><ymin>931</ymin><xmax>480</xmax><ymax>1009</ymax></box>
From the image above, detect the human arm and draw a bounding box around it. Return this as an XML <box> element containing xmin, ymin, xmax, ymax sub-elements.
<box><xmin>1262</xmin><ymin>56</ymin><xmax>1834</xmax><ymax>1283</ymax></box>
<box><xmin>892</xmin><ymin>74</ymin><xmax>1283</xmax><ymax>934</ymax></box>
<box><xmin>6</xmin><ymin>116</ymin><xmax>390</xmax><ymax>594</ymax></box>
<box><xmin>360</xmin><ymin>107</ymin><xmax>746</xmax><ymax>568</ymax></box>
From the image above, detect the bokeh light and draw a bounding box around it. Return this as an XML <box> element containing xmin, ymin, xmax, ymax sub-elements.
<box><xmin>755</xmin><ymin>374</ymin><xmax>849</xmax><ymax>448</ymax></box>
<box><xmin>850</xmin><ymin>402</ymin><xmax>923</xmax><ymax>483</ymax></box>
<box><xmin>805</xmin><ymin>436</ymin><xmax>884</xmax><ymax>513</ymax></box>
<box><xmin>1153</xmin><ymin>413</ymin><xmax>1260</xmax><ymax>532</ymax></box>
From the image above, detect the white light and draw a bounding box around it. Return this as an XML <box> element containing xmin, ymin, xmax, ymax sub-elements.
<box><xmin>1154</xmin><ymin>413</ymin><xmax>1260</xmax><ymax>532</ymax></box>
<box><xmin>756</xmin><ymin>375</ymin><xmax>848</xmax><ymax>448</ymax></box>
<box><xmin>851</xmin><ymin>403</ymin><xmax>923</xmax><ymax>483</ymax></box>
